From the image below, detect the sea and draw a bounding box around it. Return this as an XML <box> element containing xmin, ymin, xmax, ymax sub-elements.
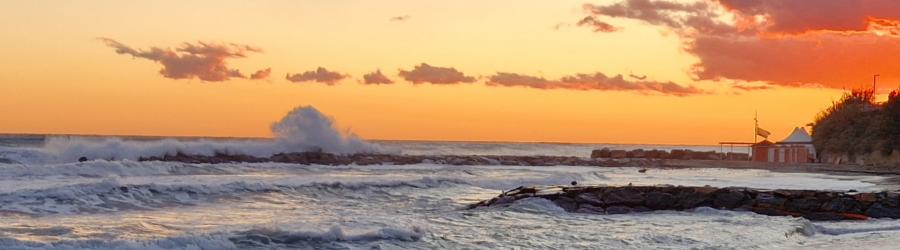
<box><xmin>0</xmin><ymin>134</ymin><xmax>898</xmax><ymax>250</ymax></box>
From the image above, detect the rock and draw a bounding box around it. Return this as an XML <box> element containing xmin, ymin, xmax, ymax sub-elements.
<box><xmin>669</xmin><ymin>150</ymin><xmax>686</xmax><ymax>159</ymax></box>
<box><xmin>576</xmin><ymin>204</ymin><xmax>605</xmax><ymax>214</ymax></box>
<box><xmin>591</xmin><ymin>148</ymin><xmax>611</xmax><ymax>158</ymax></box>
<box><xmin>631</xmin><ymin>149</ymin><xmax>646</xmax><ymax>158</ymax></box>
<box><xmin>603</xmin><ymin>189</ymin><xmax>645</xmax><ymax>205</ymax></box>
<box><xmin>575</xmin><ymin>193</ymin><xmax>605</xmax><ymax>206</ymax></box>
<box><xmin>645</xmin><ymin>192</ymin><xmax>676</xmax><ymax>209</ymax></box>
<box><xmin>755</xmin><ymin>193</ymin><xmax>786</xmax><ymax>207</ymax></box>
<box><xmin>605</xmin><ymin>206</ymin><xmax>633</xmax><ymax>214</ymax></box>
<box><xmin>610</xmin><ymin>150</ymin><xmax>627</xmax><ymax>159</ymax></box>
<box><xmin>675</xmin><ymin>192</ymin><xmax>712</xmax><ymax>209</ymax></box>
<box><xmin>553</xmin><ymin>196</ymin><xmax>579</xmax><ymax>212</ymax></box>
<box><xmin>632</xmin><ymin>206</ymin><xmax>652</xmax><ymax>213</ymax></box>
<box><xmin>471</xmin><ymin>184</ymin><xmax>900</xmax><ymax>221</ymax></box>
<box><xmin>785</xmin><ymin>197</ymin><xmax>823</xmax><ymax>212</ymax></box>
<box><xmin>866</xmin><ymin>203</ymin><xmax>900</xmax><ymax>219</ymax></box>
<box><xmin>78</xmin><ymin>157</ymin><xmax>88</xmax><ymax>162</ymax></box>
<box><xmin>821</xmin><ymin>197</ymin><xmax>862</xmax><ymax>213</ymax></box>
<box><xmin>656</xmin><ymin>151</ymin><xmax>671</xmax><ymax>159</ymax></box>
<box><xmin>713</xmin><ymin>190</ymin><xmax>747</xmax><ymax>209</ymax></box>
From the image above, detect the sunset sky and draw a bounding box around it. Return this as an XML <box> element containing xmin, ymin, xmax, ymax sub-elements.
<box><xmin>1</xmin><ymin>0</ymin><xmax>897</xmax><ymax>145</ymax></box>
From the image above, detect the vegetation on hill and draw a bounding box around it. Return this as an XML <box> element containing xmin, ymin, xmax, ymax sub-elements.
<box><xmin>812</xmin><ymin>89</ymin><xmax>900</xmax><ymax>161</ymax></box>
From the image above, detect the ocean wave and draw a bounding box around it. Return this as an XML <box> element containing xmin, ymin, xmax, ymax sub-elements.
<box><xmin>0</xmin><ymin>234</ymin><xmax>238</xmax><ymax>250</ymax></box>
<box><xmin>0</xmin><ymin>224</ymin><xmax>425</xmax><ymax>250</ymax></box>
<box><xmin>504</xmin><ymin>197</ymin><xmax>567</xmax><ymax>214</ymax></box>
<box><xmin>0</xmin><ymin>177</ymin><xmax>468</xmax><ymax>215</ymax></box>
<box><xmin>0</xmin><ymin>160</ymin><xmax>305</xmax><ymax>179</ymax></box>
<box><xmin>229</xmin><ymin>225</ymin><xmax>425</xmax><ymax>248</ymax></box>
<box><xmin>811</xmin><ymin>220</ymin><xmax>900</xmax><ymax>236</ymax></box>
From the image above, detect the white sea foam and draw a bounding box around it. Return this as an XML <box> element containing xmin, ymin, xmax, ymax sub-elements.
<box><xmin>0</xmin><ymin>106</ymin><xmax>385</xmax><ymax>164</ymax></box>
<box><xmin>0</xmin><ymin>152</ymin><xmax>895</xmax><ymax>249</ymax></box>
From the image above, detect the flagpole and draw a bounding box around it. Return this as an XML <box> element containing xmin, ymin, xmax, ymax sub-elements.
<box><xmin>752</xmin><ymin>110</ymin><xmax>757</xmax><ymax>161</ymax></box>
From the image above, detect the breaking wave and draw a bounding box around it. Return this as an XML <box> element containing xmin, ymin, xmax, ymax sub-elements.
<box><xmin>0</xmin><ymin>106</ymin><xmax>385</xmax><ymax>164</ymax></box>
<box><xmin>0</xmin><ymin>177</ymin><xmax>468</xmax><ymax>215</ymax></box>
<box><xmin>0</xmin><ymin>225</ymin><xmax>425</xmax><ymax>250</ymax></box>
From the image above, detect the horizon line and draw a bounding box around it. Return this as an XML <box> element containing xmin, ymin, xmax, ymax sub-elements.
<box><xmin>0</xmin><ymin>132</ymin><xmax>727</xmax><ymax>147</ymax></box>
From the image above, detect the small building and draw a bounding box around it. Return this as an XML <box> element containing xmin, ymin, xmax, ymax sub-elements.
<box><xmin>751</xmin><ymin>127</ymin><xmax>817</xmax><ymax>164</ymax></box>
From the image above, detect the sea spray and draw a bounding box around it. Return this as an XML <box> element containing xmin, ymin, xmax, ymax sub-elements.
<box><xmin>26</xmin><ymin>106</ymin><xmax>383</xmax><ymax>163</ymax></box>
<box><xmin>270</xmin><ymin>106</ymin><xmax>379</xmax><ymax>154</ymax></box>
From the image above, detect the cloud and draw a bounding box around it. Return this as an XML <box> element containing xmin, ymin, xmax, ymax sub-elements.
<box><xmin>98</xmin><ymin>38</ymin><xmax>263</xmax><ymax>82</ymax></box>
<box><xmin>362</xmin><ymin>70</ymin><xmax>394</xmax><ymax>84</ymax></box>
<box><xmin>732</xmin><ymin>84</ymin><xmax>772</xmax><ymax>92</ymax></box>
<box><xmin>250</xmin><ymin>68</ymin><xmax>272</xmax><ymax>80</ymax></box>
<box><xmin>580</xmin><ymin>0</ymin><xmax>900</xmax><ymax>89</ymax></box>
<box><xmin>487</xmin><ymin>72</ymin><xmax>705</xmax><ymax>96</ymax></box>
<box><xmin>717</xmin><ymin>0</ymin><xmax>900</xmax><ymax>34</ymax></box>
<box><xmin>398</xmin><ymin>63</ymin><xmax>476</xmax><ymax>84</ymax></box>
<box><xmin>577</xmin><ymin>16</ymin><xmax>617</xmax><ymax>32</ymax></box>
<box><xmin>390</xmin><ymin>15</ymin><xmax>410</xmax><ymax>22</ymax></box>
<box><xmin>285</xmin><ymin>67</ymin><xmax>348</xmax><ymax>84</ymax></box>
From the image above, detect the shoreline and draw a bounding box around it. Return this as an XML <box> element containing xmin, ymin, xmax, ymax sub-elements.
<box><xmin>659</xmin><ymin>159</ymin><xmax>900</xmax><ymax>190</ymax></box>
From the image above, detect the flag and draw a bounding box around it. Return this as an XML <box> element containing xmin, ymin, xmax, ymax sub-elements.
<box><xmin>756</xmin><ymin>127</ymin><xmax>771</xmax><ymax>138</ymax></box>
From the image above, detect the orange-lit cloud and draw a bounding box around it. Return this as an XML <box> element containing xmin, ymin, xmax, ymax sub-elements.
<box><xmin>98</xmin><ymin>38</ymin><xmax>263</xmax><ymax>82</ymax></box>
<box><xmin>717</xmin><ymin>0</ymin><xmax>900</xmax><ymax>34</ymax></box>
<box><xmin>581</xmin><ymin>0</ymin><xmax>900</xmax><ymax>89</ymax></box>
<box><xmin>577</xmin><ymin>16</ymin><xmax>617</xmax><ymax>32</ymax></box>
<box><xmin>362</xmin><ymin>70</ymin><xmax>394</xmax><ymax>84</ymax></box>
<box><xmin>286</xmin><ymin>67</ymin><xmax>347</xmax><ymax>84</ymax></box>
<box><xmin>250</xmin><ymin>68</ymin><xmax>272</xmax><ymax>80</ymax></box>
<box><xmin>399</xmin><ymin>63</ymin><xmax>476</xmax><ymax>84</ymax></box>
<box><xmin>486</xmin><ymin>72</ymin><xmax>706</xmax><ymax>96</ymax></box>
<box><xmin>389</xmin><ymin>15</ymin><xmax>410</xmax><ymax>22</ymax></box>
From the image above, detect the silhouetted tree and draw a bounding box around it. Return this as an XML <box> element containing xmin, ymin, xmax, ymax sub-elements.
<box><xmin>812</xmin><ymin>90</ymin><xmax>883</xmax><ymax>160</ymax></box>
<box><xmin>882</xmin><ymin>90</ymin><xmax>900</xmax><ymax>155</ymax></box>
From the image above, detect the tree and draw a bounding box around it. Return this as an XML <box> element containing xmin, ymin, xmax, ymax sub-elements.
<box><xmin>812</xmin><ymin>90</ymin><xmax>882</xmax><ymax>160</ymax></box>
<box><xmin>882</xmin><ymin>90</ymin><xmax>900</xmax><ymax>155</ymax></box>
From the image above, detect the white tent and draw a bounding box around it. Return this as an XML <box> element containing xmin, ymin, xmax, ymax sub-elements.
<box><xmin>777</xmin><ymin>127</ymin><xmax>816</xmax><ymax>161</ymax></box>
<box><xmin>778</xmin><ymin>127</ymin><xmax>813</xmax><ymax>144</ymax></box>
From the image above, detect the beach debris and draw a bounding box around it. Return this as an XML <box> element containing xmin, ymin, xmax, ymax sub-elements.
<box><xmin>469</xmin><ymin>185</ymin><xmax>900</xmax><ymax>221</ymax></box>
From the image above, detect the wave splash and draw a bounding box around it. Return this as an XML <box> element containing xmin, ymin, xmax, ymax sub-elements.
<box><xmin>1</xmin><ymin>106</ymin><xmax>385</xmax><ymax>164</ymax></box>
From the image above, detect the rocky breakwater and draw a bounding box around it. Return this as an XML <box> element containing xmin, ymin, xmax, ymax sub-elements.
<box><xmin>591</xmin><ymin>148</ymin><xmax>750</xmax><ymax>161</ymax></box>
<box><xmin>469</xmin><ymin>185</ymin><xmax>900</xmax><ymax>221</ymax></box>
<box><xmin>138</xmin><ymin>152</ymin><xmax>662</xmax><ymax>167</ymax></box>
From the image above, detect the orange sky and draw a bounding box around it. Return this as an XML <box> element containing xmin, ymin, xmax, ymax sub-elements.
<box><xmin>0</xmin><ymin>0</ymin><xmax>893</xmax><ymax>145</ymax></box>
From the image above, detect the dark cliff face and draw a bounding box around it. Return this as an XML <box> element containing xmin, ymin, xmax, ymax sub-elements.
<box><xmin>471</xmin><ymin>185</ymin><xmax>900</xmax><ymax>221</ymax></box>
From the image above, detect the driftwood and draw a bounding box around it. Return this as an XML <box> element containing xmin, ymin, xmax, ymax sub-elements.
<box><xmin>469</xmin><ymin>185</ymin><xmax>900</xmax><ymax>221</ymax></box>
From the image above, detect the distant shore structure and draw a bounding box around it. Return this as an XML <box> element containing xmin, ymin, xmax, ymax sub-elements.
<box><xmin>751</xmin><ymin>127</ymin><xmax>816</xmax><ymax>164</ymax></box>
<box><xmin>719</xmin><ymin>112</ymin><xmax>817</xmax><ymax>164</ymax></box>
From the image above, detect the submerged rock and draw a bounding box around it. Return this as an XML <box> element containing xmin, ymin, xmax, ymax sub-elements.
<box><xmin>470</xmin><ymin>185</ymin><xmax>900</xmax><ymax>221</ymax></box>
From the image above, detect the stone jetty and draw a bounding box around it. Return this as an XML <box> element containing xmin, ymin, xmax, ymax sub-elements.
<box><xmin>591</xmin><ymin>148</ymin><xmax>749</xmax><ymax>161</ymax></box>
<box><xmin>469</xmin><ymin>185</ymin><xmax>900</xmax><ymax>221</ymax></box>
<box><xmin>138</xmin><ymin>152</ymin><xmax>662</xmax><ymax>167</ymax></box>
